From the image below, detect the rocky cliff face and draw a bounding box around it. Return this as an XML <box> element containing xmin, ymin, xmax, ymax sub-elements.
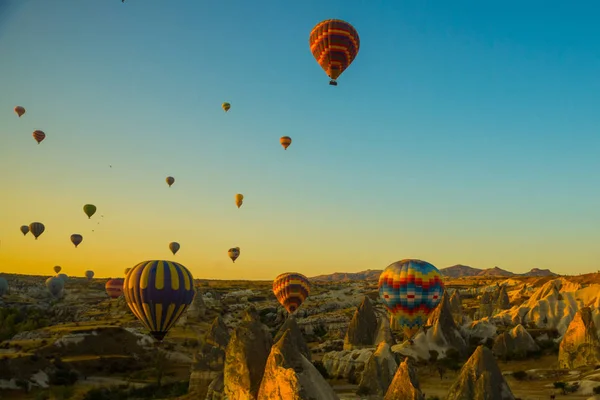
<box><xmin>343</xmin><ymin>296</ymin><xmax>378</xmax><ymax>350</ymax></box>
<box><xmin>357</xmin><ymin>342</ymin><xmax>397</xmax><ymax>397</ymax></box>
<box><xmin>558</xmin><ymin>307</ymin><xmax>600</xmax><ymax>369</ymax></box>
<box><xmin>446</xmin><ymin>345</ymin><xmax>515</xmax><ymax>400</ymax></box>
<box><xmin>384</xmin><ymin>357</ymin><xmax>423</xmax><ymax>400</ymax></box>
<box><xmin>374</xmin><ymin>315</ymin><xmax>395</xmax><ymax>347</ymax></box>
<box><xmin>223</xmin><ymin>306</ymin><xmax>273</xmax><ymax>400</ymax></box>
<box><xmin>205</xmin><ymin>315</ymin><xmax>230</xmax><ymax>351</ymax></box>
<box><xmin>257</xmin><ymin>330</ymin><xmax>339</xmax><ymax>400</ymax></box>
<box><xmin>449</xmin><ymin>290</ymin><xmax>464</xmax><ymax>326</ymax></box>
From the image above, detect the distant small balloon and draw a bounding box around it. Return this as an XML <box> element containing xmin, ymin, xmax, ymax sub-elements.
<box><xmin>228</xmin><ymin>247</ymin><xmax>240</xmax><ymax>263</ymax></box>
<box><xmin>166</xmin><ymin>176</ymin><xmax>175</xmax><ymax>187</ymax></box>
<box><xmin>54</xmin><ymin>266</ymin><xmax>62</xmax><ymax>274</ymax></box>
<box><xmin>280</xmin><ymin>136</ymin><xmax>292</xmax><ymax>150</ymax></box>
<box><xmin>235</xmin><ymin>193</ymin><xmax>244</xmax><ymax>208</ymax></box>
<box><xmin>169</xmin><ymin>242</ymin><xmax>180</xmax><ymax>255</ymax></box>
<box><xmin>85</xmin><ymin>270</ymin><xmax>94</xmax><ymax>280</ymax></box>
<box><xmin>32</xmin><ymin>130</ymin><xmax>46</xmax><ymax>144</ymax></box>
<box><xmin>222</xmin><ymin>102</ymin><xmax>231</xmax><ymax>112</ymax></box>
<box><xmin>83</xmin><ymin>204</ymin><xmax>97</xmax><ymax>219</ymax></box>
<box><xmin>20</xmin><ymin>225</ymin><xmax>29</xmax><ymax>236</ymax></box>
<box><xmin>106</xmin><ymin>278</ymin><xmax>124</xmax><ymax>299</ymax></box>
<box><xmin>14</xmin><ymin>106</ymin><xmax>25</xmax><ymax>117</ymax></box>
<box><xmin>0</xmin><ymin>277</ymin><xmax>8</xmax><ymax>297</ymax></box>
<box><xmin>46</xmin><ymin>277</ymin><xmax>64</xmax><ymax>297</ymax></box>
<box><xmin>70</xmin><ymin>234</ymin><xmax>83</xmax><ymax>248</ymax></box>
<box><xmin>29</xmin><ymin>222</ymin><xmax>45</xmax><ymax>239</ymax></box>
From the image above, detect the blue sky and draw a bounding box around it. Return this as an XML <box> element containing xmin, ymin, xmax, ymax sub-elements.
<box><xmin>1</xmin><ymin>0</ymin><xmax>600</xmax><ymax>279</ymax></box>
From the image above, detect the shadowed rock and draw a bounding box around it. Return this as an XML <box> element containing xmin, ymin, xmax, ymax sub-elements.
<box><xmin>558</xmin><ymin>307</ymin><xmax>600</xmax><ymax>369</ymax></box>
<box><xmin>492</xmin><ymin>324</ymin><xmax>539</xmax><ymax>360</ymax></box>
<box><xmin>206</xmin><ymin>372</ymin><xmax>225</xmax><ymax>400</ymax></box>
<box><xmin>358</xmin><ymin>342</ymin><xmax>397</xmax><ymax>396</ymax></box>
<box><xmin>384</xmin><ymin>357</ymin><xmax>423</xmax><ymax>400</ymax></box>
<box><xmin>449</xmin><ymin>290</ymin><xmax>464</xmax><ymax>326</ymax></box>
<box><xmin>344</xmin><ymin>296</ymin><xmax>378</xmax><ymax>350</ymax></box>
<box><xmin>495</xmin><ymin>286</ymin><xmax>510</xmax><ymax>311</ymax></box>
<box><xmin>274</xmin><ymin>315</ymin><xmax>311</xmax><ymax>361</ymax></box>
<box><xmin>374</xmin><ymin>315</ymin><xmax>395</xmax><ymax>347</ymax></box>
<box><xmin>205</xmin><ymin>315</ymin><xmax>230</xmax><ymax>351</ymax></box>
<box><xmin>257</xmin><ymin>330</ymin><xmax>339</xmax><ymax>400</ymax></box>
<box><xmin>223</xmin><ymin>306</ymin><xmax>273</xmax><ymax>400</ymax></box>
<box><xmin>446</xmin><ymin>345</ymin><xmax>515</xmax><ymax>400</ymax></box>
<box><xmin>428</xmin><ymin>291</ymin><xmax>467</xmax><ymax>357</ymax></box>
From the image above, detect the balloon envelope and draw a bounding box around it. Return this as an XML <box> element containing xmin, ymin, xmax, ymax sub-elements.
<box><xmin>228</xmin><ymin>247</ymin><xmax>240</xmax><ymax>262</ymax></box>
<box><xmin>309</xmin><ymin>19</ymin><xmax>360</xmax><ymax>85</ymax></box>
<box><xmin>56</xmin><ymin>273</ymin><xmax>68</xmax><ymax>283</ymax></box>
<box><xmin>46</xmin><ymin>277</ymin><xmax>64</xmax><ymax>297</ymax></box>
<box><xmin>272</xmin><ymin>272</ymin><xmax>310</xmax><ymax>314</ymax></box>
<box><xmin>169</xmin><ymin>242</ymin><xmax>180</xmax><ymax>255</ymax></box>
<box><xmin>14</xmin><ymin>106</ymin><xmax>25</xmax><ymax>117</ymax></box>
<box><xmin>29</xmin><ymin>222</ymin><xmax>45</xmax><ymax>239</ymax></box>
<box><xmin>70</xmin><ymin>234</ymin><xmax>83</xmax><ymax>248</ymax></box>
<box><xmin>106</xmin><ymin>278</ymin><xmax>124</xmax><ymax>299</ymax></box>
<box><xmin>222</xmin><ymin>102</ymin><xmax>231</xmax><ymax>112</ymax></box>
<box><xmin>166</xmin><ymin>176</ymin><xmax>175</xmax><ymax>187</ymax></box>
<box><xmin>32</xmin><ymin>130</ymin><xmax>46</xmax><ymax>144</ymax></box>
<box><xmin>280</xmin><ymin>136</ymin><xmax>292</xmax><ymax>150</ymax></box>
<box><xmin>20</xmin><ymin>225</ymin><xmax>29</xmax><ymax>236</ymax></box>
<box><xmin>53</xmin><ymin>266</ymin><xmax>62</xmax><ymax>274</ymax></box>
<box><xmin>85</xmin><ymin>270</ymin><xmax>94</xmax><ymax>280</ymax></box>
<box><xmin>123</xmin><ymin>260</ymin><xmax>195</xmax><ymax>341</ymax></box>
<box><xmin>378</xmin><ymin>259</ymin><xmax>444</xmax><ymax>338</ymax></box>
<box><xmin>83</xmin><ymin>204</ymin><xmax>97</xmax><ymax>219</ymax></box>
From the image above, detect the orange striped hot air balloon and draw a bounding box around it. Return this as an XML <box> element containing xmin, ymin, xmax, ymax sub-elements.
<box><xmin>309</xmin><ymin>19</ymin><xmax>360</xmax><ymax>86</ymax></box>
<box><xmin>32</xmin><ymin>130</ymin><xmax>46</xmax><ymax>144</ymax></box>
<box><xmin>280</xmin><ymin>136</ymin><xmax>292</xmax><ymax>150</ymax></box>
<box><xmin>106</xmin><ymin>278</ymin><xmax>124</xmax><ymax>299</ymax></box>
<box><xmin>272</xmin><ymin>272</ymin><xmax>311</xmax><ymax>314</ymax></box>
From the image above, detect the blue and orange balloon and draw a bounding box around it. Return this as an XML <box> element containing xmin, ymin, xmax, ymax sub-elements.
<box><xmin>123</xmin><ymin>260</ymin><xmax>195</xmax><ymax>341</ymax></box>
<box><xmin>272</xmin><ymin>272</ymin><xmax>311</xmax><ymax>314</ymax></box>
<box><xmin>378</xmin><ymin>259</ymin><xmax>444</xmax><ymax>339</ymax></box>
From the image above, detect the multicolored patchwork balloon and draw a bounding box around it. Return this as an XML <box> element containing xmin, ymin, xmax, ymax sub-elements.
<box><xmin>273</xmin><ymin>272</ymin><xmax>311</xmax><ymax>314</ymax></box>
<box><xmin>378</xmin><ymin>259</ymin><xmax>444</xmax><ymax>339</ymax></box>
<box><xmin>124</xmin><ymin>260</ymin><xmax>195</xmax><ymax>341</ymax></box>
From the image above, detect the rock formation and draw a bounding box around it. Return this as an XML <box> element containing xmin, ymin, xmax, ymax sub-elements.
<box><xmin>384</xmin><ymin>357</ymin><xmax>423</xmax><ymax>400</ymax></box>
<box><xmin>558</xmin><ymin>307</ymin><xmax>600</xmax><ymax>369</ymax></box>
<box><xmin>343</xmin><ymin>296</ymin><xmax>378</xmax><ymax>350</ymax></box>
<box><xmin>428</xmin><ymin>290</ymin><xmax>467</xmax><ymax>356</ymax></box>
<box><xmin>357</xmin><ymin>342</ymin><xmax>397</xmax><ymax>396</ymax></box>
<box><xmin>446</xmin><ymin>345</ymin><xmax>515</xmax><ymax>400</ymax></box>
<box><xmin>322</xmin><ymin>348</ymin><xmax>373</xmax><ymax>382</ymax></box>
<box><xmin>449</xmin><ymin>290</ymin><xmax>464</xmax><ymax>326</ymax></box>
<box><xmin>188</xmin><ymin>351</ymin><xmax>218</xmax><ymax>397</ymax></box>
<box><xmin>188</xmin><ymin>289</ymin><xmax>207</xmax><ymax>320</ymax></box>
<box><xmin>205</xmin><ymin>315</ymin><xmax>230</xmax><ymax>351</ymax></box>
<box><xmin>495</xmin><ymin>285</ymin><xmax>510</xmax><ymax>311</ymax></box>
<box><xmin>257</xmin><ymin>330</ymin><xmax>339</xmax><ymax>400</ymax></box>
<box><xmin>206</xmin><ymin>372</ymin><xmax>225</xmax><ymax>400</ymax></box>
<box><xmin>477</xmin><ymin>291</ymin><xmax>495</xmax><ymax>319</ymax></box>
<box><xmin>223</xmin><ymin>306</ymin><xmax>273</xmax><ymax>400</ymax></box>
<box><xmin>374</xmin><ymin>314</ymin><xmax>395</xmax><ymax>347</ymax></box>
<box><xmin>274</xmin><ymin>316</ymin><xmax>311</xmax><ymax>361</ymax></box>
<box><xmin>492</xmin><ymin>324</ymin><xmax>539</xmax><ymax>360</ymax></box>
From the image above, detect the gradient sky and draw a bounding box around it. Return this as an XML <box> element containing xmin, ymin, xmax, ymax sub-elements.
<box><xmin>1</xmin><ymin>0</ymin><xmax>600</xmax><ymax>280</ymax></box>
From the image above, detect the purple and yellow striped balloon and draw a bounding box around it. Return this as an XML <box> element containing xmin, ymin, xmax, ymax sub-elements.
<box><xmin>124</xmin><ymin>260</ymin><xmax>195</xmax><ymax>341</ymax></box>
<box><xmin>273</xmin><ymin>272</ymin><xmax>310</xmax><ymax>314</ymax></box>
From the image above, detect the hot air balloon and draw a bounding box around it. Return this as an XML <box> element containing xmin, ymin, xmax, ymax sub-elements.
<box><xmin>272</xmin><ymin>272</ymin><xmax>310</xmax><ymax>314</ymax></box>
<box><xmin>85</xmin><ymin>270</ymin><xmax>94</xmax><ymax>280</ymax></box>
<box><xmin>83</xmin><ymin>204</ymin><xmax>97</xmax><ymax>219</ymax></box>
<box><xmin>106</xmin><ymin>278</ymin><xmax>124</xmax><ymax>299</ymax></box>
<box><xmin>53</xmin><ymin>266</ymin><xmax>62</xmax><ymax>274</ymax></box>
<box><xmin>0</xmin><ymin>278</ymin><xmax>8</xmax><ymax>297</ymax></box>
<box><xmin>20</xmin><ymin>225</ymin><xmax>29</xmax><ymax>236</ymax></box>
<box><xmin>378</xmin><ymin>259</ymin><xmax>444</xmax><ymax>340</ymax></box>
<box><xmin>70</xmin><ymin>234</ymin><xmax>83</xmax><ymax>248</ymax></box>
<box><xmin>235</xmin><ymin>193</ymin><xmax>244</xmax><ymax>208</ymax></box>
<box><xmin>46</xmin><ymin>277</ymin><xmax>64</xmax><ymax>298</ymax></box>
<box><xmin>228</xmin><ymin>247</ymin><xmax>240</xmax><ymax>263</ymax></box>
<box><xmin>280</xmin><ymin>136</ymin><xmax>292</xmax><ymax>150</ymax></box>
<box><xmin>29</xmin><ymin>222</ymin><xmax>45</xmax><ymax>240</ymax></box>
<box><xmin>169</xmin><ymin>242</ymin><xmax>180</xmax><ymax>255</ymax></box>
<box><xmin>32</xmin><ymin>130</ymin><xmax>46</xmax><ymax>144</ymax></box>
<box><xmin>56</xmin><ymin>273</ymin><xmax>68</xmax><ymax>283</ymax></box>
<box><xmin>166</xmin><ymin>176</ymin><xmax>175</xmax><ymax>187</ymax></box>
<box><xmin>309</xmin><ymin>19</ymin><xmax>360</xmax><ymax>86</ymax></box>
<box><xmin>14</xmin><ymin>106</ymin><xmax>25</xmax><ymax>117</ymax></box>
<box><xmin>123</xmin><ymin>260</ymin><xmax>195</xmax><ymax>341</ymax></box>
<box><xmin>222</xmin><ymin>102</ymin><xmax>231</xmax><ymax>112</ymax></box>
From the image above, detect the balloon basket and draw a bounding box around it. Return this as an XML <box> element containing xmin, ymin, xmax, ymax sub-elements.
<box><xmin>329</xmin><ymin>80</ymin><xmax>338</xmax><ymax>86</ymax></box>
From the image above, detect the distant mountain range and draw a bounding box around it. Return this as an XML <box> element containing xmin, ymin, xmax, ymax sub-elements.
<box><xmin>309</xmin><ymin>265</ymin><xmax>557</xmax><ymax>282</ymax></box>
